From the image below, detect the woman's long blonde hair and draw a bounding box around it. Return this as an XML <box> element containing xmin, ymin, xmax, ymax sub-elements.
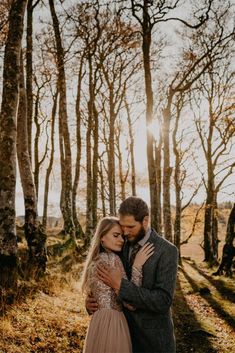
<box><xmin>81</xmin><ymin>216</ymin><xmax>120</xmax><ymax>294</ymax></box>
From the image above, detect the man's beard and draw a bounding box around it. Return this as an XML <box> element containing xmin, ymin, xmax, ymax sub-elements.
<box><xmin>129</xmin><ymin>225</ymin><xmax>146</xmax><ymax>245</ymax></box>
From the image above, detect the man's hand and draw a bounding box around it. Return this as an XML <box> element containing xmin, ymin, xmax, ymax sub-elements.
<box><xmin>97</xmin><ymin>262</ymin><xmax>123</xmax><ymax>293</ymax></box>
<box><xmin>85</xmin><ymin>294</ymin><xmax>98</xmax><ymax>315</ymax></box>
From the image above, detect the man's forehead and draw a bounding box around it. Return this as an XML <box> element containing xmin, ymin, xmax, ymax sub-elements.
<box><xmin>119</xmin><ymin>214</ymin><xmax>138</xmax><ymax>226</ymax></box>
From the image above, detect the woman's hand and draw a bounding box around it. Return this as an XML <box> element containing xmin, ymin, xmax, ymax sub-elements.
<box><xmin>133</xmin><ymin>242</ymin><xmax>155</xmax><ymax>269</ymax></box>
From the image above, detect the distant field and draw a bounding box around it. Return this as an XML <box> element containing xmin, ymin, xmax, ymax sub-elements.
<box><xmin>180</xmin><ymin>206</ymin><xmax>230</xmax><ymax>262</ymax></box>
<box><xmin>16</xmin><ymin>205</ymin><xmax>231</xmax><ymax>263</ymax></box>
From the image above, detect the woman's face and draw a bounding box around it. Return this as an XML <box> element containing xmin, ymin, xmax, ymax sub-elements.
<box><xmin>101</xmin><ymin>224</ymin><xmax>124</xmax><ymax>252</ymax></box>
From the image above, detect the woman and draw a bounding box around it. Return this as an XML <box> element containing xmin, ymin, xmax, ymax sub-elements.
<box><xmin>81</xmin><ymin>216</ymin><xmax>154</xmax><ymax>353</ymax></box>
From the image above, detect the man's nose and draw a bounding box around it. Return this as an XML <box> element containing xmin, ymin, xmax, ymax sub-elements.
<box><xmin>122</xmin><ymin>227</ymin><xmax>129</xmax><ymax>234</ymax></box>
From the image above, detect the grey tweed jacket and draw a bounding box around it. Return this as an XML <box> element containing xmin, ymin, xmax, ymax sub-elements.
<box><xmin>119</xmin><ymin>229</ymin><xmax>178</xmax><ymax>353</ymax></box>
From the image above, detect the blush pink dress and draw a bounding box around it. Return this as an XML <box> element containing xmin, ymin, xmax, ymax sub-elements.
<box><xmin>82</xmin><ymin>251</ymin><xmax>142</xmax><ymax>353</ymax></box>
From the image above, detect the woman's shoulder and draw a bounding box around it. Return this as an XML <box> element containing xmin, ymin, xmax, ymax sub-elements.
<box><xmin>97</xmin><ymin>251</ymin><xmax>120</xmax><ymax>266</ymax></box>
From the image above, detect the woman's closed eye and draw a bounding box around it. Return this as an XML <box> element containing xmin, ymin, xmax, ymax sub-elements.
<box><xmin>113</xmin><ymin>232</ymin><xmax>122</xmax><ymax>238</ymax></box>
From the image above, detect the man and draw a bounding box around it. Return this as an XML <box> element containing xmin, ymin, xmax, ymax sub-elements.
<box><xmin>86</xmin><ymin>196</ymin><xmax>178</xmax><ymax>353</ymax></box>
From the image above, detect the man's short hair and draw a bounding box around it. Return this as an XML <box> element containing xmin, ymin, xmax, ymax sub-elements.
<box><xmin>118</xmin><ymin>196</ymin><xmax>149</xmax><ymax>222</ymax></box>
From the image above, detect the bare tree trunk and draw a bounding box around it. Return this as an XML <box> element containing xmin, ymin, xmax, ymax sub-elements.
<box><xmin>172</xmin><ymin>105</ymin><xmax>181</xmax><ymax>252</ymax></box>
<box><xmin>33</xmin><ymin>77</ymin><xmax>49</xmax><ymax>198</ymax></box>
<box><xmin>33</xmin><ymin>84</ymin><xmax>40</xmax><ymax>198</ymax></box>
<box><xmin>0</xmin><ymin>0</ymin><xmax>27</xmax><ymax>296</ymax></box>
<box><xmin>99</xmin><ymin>157</ymin><xmax>106</xmax><ymax>217</ymax></box>
<box><xmin>17</xmin><ymin>53</ymin><xmax>47</xmax><ymax>279</ymax></box>
<box><xmin>85</xmin><ymin>56</ymin><xmax>94</xmax><ymax>245</ymax></box>
<box><xmin>72</xmin><ymin>56</ymin><xmax>84</xmax><ymax>238</ymax></box>
<box><xmin>92</xmin><ymin>103</ymin><xmax>99</xmax><ymax>228</ymax></box>
<box><xmin>225</xmin><ymin>204</ymin><xmax>235</xmax><ymax>244</ymax></box>
<box><xmin>49</xmin><ymin>0</ymin><xmax>75</xmax><ymax>238</ymax></box>
<box><xmin>162</xmin><ymin>95</ymin><xmax>173</xmax><ymax>242</ymax></box>
<box><xmin>155</xmin><ymin>135</ymin><xmax>162</xmax><ymax>234</ymax></box>
<box><xmin>142</xmin><ymin>2</ymin><xmax>159</xmax><ymax>233</ymax></box>
<box><xmin>116</xmin><ymin>124</ymin><xmax>129</xmax><ymax>201</ymax></box>
<box><xmin>213</xmin><ymin>203</ymin><xmax>235</xmax><ymax>276</ymax></box>
<box><xmin>125</xmin><ymin>97</ymin><xmax>136</xmax><ymax>196</ymax></box>
<box><xmin>204</xmin><ymin>190</ymin><xmax>218</xmax><ymax>264</ymax></box>
<box><xmin>42</xmin><ymin>87</ymin><xmax>58</xmax><ymax>230</ymax></box>
<box><xmin>26</xmin><ymin>0</ymin><xmax>40</xmax><ymax>161</ymax></box>
<box><xmin>108</xmin><ymin>95</ymin><xmax>116</xmax><ymax>215</ymax></box>
<box><xmin>26</xmin><ymin>0</ymin><xmax>33</xmax><ymax>161</ymax></box>
<box><xmin>203</xmin><ymin>107</ymin><xmax>218</xmax><ymax>264</ymax></box>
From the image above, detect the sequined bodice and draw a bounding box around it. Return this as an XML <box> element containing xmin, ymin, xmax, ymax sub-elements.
<box><xmin>90</xmin><ymin>252</ymin><xmax>124</xmax><ymax>311</ymax></box>
<box><xmin>90</xmin><ymin>252</ymin><xmax>142</xmax><ymax>312</ymax></box>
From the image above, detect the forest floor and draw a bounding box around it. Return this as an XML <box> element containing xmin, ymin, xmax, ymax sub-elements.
<box><xmin>0</xmin><ymin>230</ymin><xmax>234</xmax><ymax>353</ymax></box>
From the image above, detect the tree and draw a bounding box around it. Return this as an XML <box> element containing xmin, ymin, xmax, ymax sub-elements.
<box><xmin>0</xmin><ymin>0</ymin><xmax>27</xmax><ymax>298</ymax></box>
<box><xmin>172</xmin><ymin>93</ymin><xmax>202</xmax><ymax>253</ymax></box>
<box><xmin>129</xmin><ymin>0</ymin><xmax>213</xmax><ymax>235</ymax></box>
<box><xmin>97</xmin><ymin>10</ymin><xmax>140</xmax><ymax>216</ymax></box>
<box><xmin>49</xmin><ymin>0</ymin><xmax>76</xmax><ymax>239</ymax></box>
<box><xmin>213</xmin><ymin>204</ymin><xmax>235</xmax><ymax>276</ymax></box>
<box><xmin>42</xmin><ymin>85</ymin><xmax>58</xmax><ymax>230</ymax></box>
<box><xmin>193</xmin><ymin>35</ymin><xmax>235</xmax><ymax>263</ymax></box>
<box><xmin>72</xmin><ymin>54</ymin><xmax>85</xmax><ymax>239</ymax></box>
<box><xmin>159</xmin><ymin>1</ymin><xmax>235</xmax><ymax>242</ymax></box>
<box><xmin>26</xmin><ymin>0</ymin><xmax>40</xmax><ymax>161</ymax></box>
<box><xmin>17</xmin><ymin>53</ymin><xmax>47</xmax><ymax>279</ymax></box>
<box><xmin>33</xmin><ymin>74</ymin><xmax>50</xmax><ymax>198</ymax></box>
<box><xmin>115</xmin><ymin>116</ymin><xmax>130</xmax><ymax>201</ymax></box>
<box><xmin>124</xmin><ymin>95</ymin><xmax>137</xmax><ymax>196</ymax></box>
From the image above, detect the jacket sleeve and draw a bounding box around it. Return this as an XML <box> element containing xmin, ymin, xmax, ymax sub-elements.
<box><xmin>118</xmin><ymin>244</ymin><xmax>178</xmax><ymax>314</ymax></box>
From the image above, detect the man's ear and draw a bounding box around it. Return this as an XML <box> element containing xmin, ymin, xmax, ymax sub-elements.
<box><xmin>143</xmin><ymin>216</ymin><xmax>149</xmax><ymax>229</ymax></box>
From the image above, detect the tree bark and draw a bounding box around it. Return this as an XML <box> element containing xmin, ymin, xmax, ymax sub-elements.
<box><xmin>116</xmin><ymin>124</ymin><xmax>129</xmax><ymax>202</ymax></box>
<box><xmin>162</xmin><ymin>95</ymin><xmax>173</xmax><ymax>242</ymax></box>
<box><xmin>172</xmin><ymin>115</ymin><xmax>181</xmax><ymax>252</ymax></box>
<box><xmin>49</xmin><ymin>0</ymin><xmax>75</xmax><ymax>237</ymax></box>
<box><xmin>26</xmin><ymin>0</ymin><xmax>33</xmax><ymax>161</ymax></box>
<box><xmin>213</xmin><ymin>203</ymin><xmax>235</xmax><ymax>276</ymax></box>
<box><xmin>42</xmin><ymin>87</ymin><xmax>58</xmax><ymax>230</ymax></box>
<box><xmin>108</xmin><ymin>89</ymin><xmax>116</xmax><ymax>215</ymax></box>
<box><xmin>85</xmin><ymin>55</ymin><xmax>94</xmax><ymax>245</ymax></box>
<box><xmin>0</xmin><ymin>0</ymin><xmax>27</xmax><ymax>296</ymax></box>
<box><xmin>72</xmin><ymin>56</ymin><xmax>84</xmax><ymax>239</ymax></box>
<box><xmin>17</xmin><ymin>53</ymin><xmax>47</xmax><ymax>279</ymax></box>
<box><xmin>92</xmin><ymin>103</ymin><xmax>99</xmax><ymax>228</ymax></box>
<box><xmin>125</xmin><ymin>97</ymin><xmax>136</xmax><ymax>196</ymax></box>
<box><xmin>141</xmin><ymin>1</ymin><xmax>159</xmax><ymax>233</ymax></box>
<box><xmin>155</xmin><ymin>135</ymin><xmax>162</xmax><ymax>234</ymax></box>
<box><xmin>33</xmin><ymin>83</ymin><xmax>41</xmax><ymax>198</ymax></box>
<box><xmin>99</xmin><ymin>157</ymin><xmax>106</xmax><ymax>217</ymax></box>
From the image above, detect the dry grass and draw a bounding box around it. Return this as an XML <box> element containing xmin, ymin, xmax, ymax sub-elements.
<box><xmin>0</xmin><ymin>266</ymin><xmax>90</xmax><ymax>353</ymax></box>
<box><xmin>0</xmin><ymin>207</ymin><xmax>233</xmax><ymax>352</ymax></box>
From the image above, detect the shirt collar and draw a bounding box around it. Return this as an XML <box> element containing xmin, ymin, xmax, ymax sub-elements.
<box><xmin>138</xmin><ymin>227</ymin><xmax>151</xmax><ymax>246</ymax></box>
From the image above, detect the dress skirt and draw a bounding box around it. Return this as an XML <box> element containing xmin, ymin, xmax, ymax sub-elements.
<box><xmin>83</xmin><ymin>308</ymin><xmax>132</xmax><ymax>353</ymax></box>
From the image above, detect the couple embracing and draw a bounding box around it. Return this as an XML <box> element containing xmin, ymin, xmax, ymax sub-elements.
<box><xmin>81</xmin><ymin>196</ymin><xmax>178</xmax><ymax>353</ymax></box>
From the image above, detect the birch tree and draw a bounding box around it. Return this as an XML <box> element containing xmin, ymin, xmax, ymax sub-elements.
<box><xmin>0</xmin><ymin>0</ymin><xmax>27</xmax><ymax>295</ymax></box>
<box><xmin>17</xmin><ymin>53</ymin><xmax>47</xmax><ymax>279</ymax></box>
<box><xmin>49</xmin><ymin>0</ymin><xmax>75</xmax><ymax>239</ymax></box>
